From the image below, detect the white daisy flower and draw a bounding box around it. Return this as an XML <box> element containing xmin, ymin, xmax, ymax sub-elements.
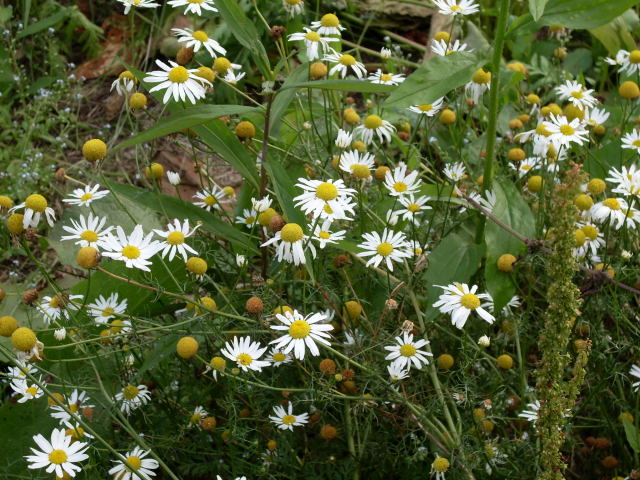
<box><xmin>37</xmin><ymin>294</ymin><xmax>83</xmax><ymax>326</ymax></box>
<box><xmin>443</xmin><ymin>162</ymin><xmax>466</xmax><ymax>183</ymax></box>
<box><xmin>394</xmin><ymin>194</ymin><xmax>431</xmax><ymax>224</ymax></box>
<box><xmin>61</xmin><ymin>421</ymin><xmax>95</xmax><ymax>442</ymax></box>
<box><xmin>87</xmin><ymin>292</ymin><xmax>127</xmax><ymax>324</ymax></box>
<box><xmin>251</xmin><ymin>195</ymin><xmax>272</xmax><ymax>213</ymax></box>
<box><xmin>172</xmin><ymin>27</ymin><xmax>226</xmax><ymax>58</ymax></box>
<box><xmin>312</xmin><ymin>219</ymin><xmax>346</xmax><ymax>248</ymax></box>
<box><xmin>110</xmin><ymin>70</ymin><xmax>137</xmax><ymax>96</ymax></box>
<box><xmin>518</xmin><ymin>400</ymin><xmax>540</xmax><ymax>424</ymax></box>
<box><xmin>50</xmin><ymin>389</ymin><xmax>94</xmax><ymax>424</ymax></box>
<box><xmin>108</xmin><ymin>446</ymin><xmax>159</xmax><ymax>480</ymax></box>
<box><xmin>269</xmin><ymin>309</ymin><xmax>334</xmax><ymax>360</ymax></box>
<box><xmin>380</xmin><ymin>47</ymin><xmax>392</xmax><ymax>58</ymax></box>
<box><xmin>408</xmin><ymin>97</ymin><xmax>445</xmax><ymax>116</ymax></box>
<box><xmin>154</xmin><ymin>218</ymin><xmax>200</xmax><ymax>262</ymax></box>
<box><xmin>293</xmin><ymin>178</ymin><xmax>356</xmax><ymax>220</ymax></box>
<box><xmin>368</xmin><ymin>69</ymin><xmax>405</xmax><ymax>85</ymax></box>
<box><xmin>236</xmin><ymin>254</ymin><xmax>247</xmax><ymax>267</ymax></box>
<box><xmin>434</xmin><ymin>0</ymin><xmax>479</xmax><ymax>15</ymax></box>
<box><xmin>167</xmin><ymin>171</ymin><xmax>181</xmax><ymax>185</ymax></box>
<box><xmin>574</xmin><ymin>223</ymin><xmax>605</xmax><ymax>258</ymax></box>
<box><xmin>357</xmin><ymin>229</ymin><xmax>412</xmax><ymax>271</ymax></box>
<box><xmin>465</xmin><ymin>69</ymin><xmax>491</xmax><ymax>104</ymax></box>
<box><xmin>269</xmin><ymin>347</ymin><xmax>293</xmax><ymax>366</ymax></box>
<box><xmin>324</xmin><ymin>50</ymin><xmax>367</xmax><ymax>79</ymax></box>
<box><xmin>339</xmin><ymin>150</ymin><xmax>375</xmax><ymax>179</ymax></box>
<box><xmin>193</xmin><ymin>185</ymin><xmax>228</xmax><ymax>212</ymax></box>
<box><xmin>383</xmin><ymin>162</ymin><xmax>421</xmax><ymax>196</ymax></box>
<box><xmin>188</xmin><ymin>406</ymin><xmax>208</xmax><ymax>428</ymax></box>
<box><xmin>384</xmin><ymin>332</ymin><xmax>433</xmax><ymax>370</ymax></box>
<box><xmin>6</xmin><ymin>361</ymin><xmax>38</xmax><ymax>381</ymax></box>
<box><xmin>222</xmin><ymin>69</ymin><xmax>246</xmax><ymax>85</ymax></box>
<box><xmin>236</xmin><ymin>208</ymin><xmax>259</xmax><ymax>229</ymax></box>
<box><xmin>167</xmin><ymin>0</ymin><xmax>217</xmax><ymax>15</ymax></box>
<box><xmin>282</xmin><ymin>0</ymin><xmax>304</xmax><ymax>16</ymax></box>
<box><xmin>261</xmin><ymin>222</ymin><xmax>316</xmax><ymax>265</ymax></box>
<box><xmin>101</xmin><ymin>225</ymin><xmax>162</xmax><ymax>272</ymax></box>
<box><xmin>269</xmin><ymin>403</ymin><xmax>309</xmax><ymax>431</ymax></box>
<box><xmin>509</xmin><ymin>157</ymin><xmax>540</xmax><ymax>178</ymax></box>
<box><xmin>335</xmin><ymin>128</ymin><xmax>354</xmax><ymax>149</ymax></box>
<box><xmin>62</xmin><ymin>184</ymin><xmax>109</xmax><ymax>207</ymax></box>
<box><xmin>543</xmin><ymin>114</ymin><xmax>589</xmax><ymax>149</ymax></box>
<box><xmin>221</xmin><ymin>335</ymin><xmax>270</xmax><ymax>372</ymax></box>
<box><xmin>606</xmin><ymin>49</ymin><xmax>640</xmax><ymax>76</ymax></box>
<box><xmin>10</xmin><ymin>378</ymin><xmax>44</xmax><ymax>403</ymax></box>
<box><xmin>433</xmin><ymin>283</ymin><xmax>495</xmax><ymax>329</ymax></box>
<box><xmin>355</xmin><ymin>114</ymin><xmax>396</xmax><ymax>145</ymax></box>
<box><xmin>54</xmin><ymin>327</ymin><xmax>67</xmax><ymax>341</ymax></box>
<box><xmin>622</xmin><ymin>130</ymin><xmax>640</xmax><ymax>153</ymax></box>
<box><xmin>60</xmin><ymin>212</ymin><xmax>113</xmax><ymax>249</ymax></box>
<box><xmin>24</xmin><ymin>428</ymin><xmax>89</xmax><ymax>478</ymax></box>
<box><xmin>387</xmin><ymin>362</ymin><xmax>410</xmax><ymax>381</ymax></box>
<box><xmin>430</xmin><ymin>39</ymin><xmax>468</xmax><ymax>56</ymax></box>
<box><xmin>606</xmin><ymin>164</ymin><xmax>640</xmax><ymax>196</ymax></box>
<box><xmin>555</xmin><ymin>80</ymin><xmax>598</xmax><ymax>109</ymax></box>
<box><xmin>584</xmin><ymin>107</ymin><xmax>609</xmax><ymax>127</ymax></box>
<box><xmin>115</xmin><ymin>384</ymin><xmax>151</xmax><ymax>415</ymax></box>
<box><xmin>117</xmin><ymin>0</ymin><xmax>159</xmax><ymax>15</ymax></box>
<box><xmin>630</xmin><ymin>364</ymin><xmax>640</xmax><ymax>391</ymax></box>
<box><xmin>589</xmin><ymin>197</ymin><xmax>637</xmax><ymax>229</ymax></box>
<box><xmin>10</xmin><ymin>194</ymin><xmax>56</xmax><ymax>229</ymax></box>
<box><xmin>310</xmin><ymin>13</ymin><xmax>345</xmax><ymax>35</ymax></box>
<box><xmin>108</xmin><ymin>318</ymin><xmax>132</xmax><ymax>337</ymax></box>
<box><xmin>288</xmin><ymin>27</ymin><xmax>339</xmax><ymax>60</ymax></box>
<box><xmin>409</xmin><ymin>240</ymin><xmax>428</xmax><ymax>256</ymax></box>
<box><xmin>144</xmin><ymin>59</ymin><xmax>210</xmax><ymax>104</ymax></box>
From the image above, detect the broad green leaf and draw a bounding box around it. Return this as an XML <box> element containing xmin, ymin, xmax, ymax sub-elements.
<box><xmin>529</xmin><ymin>0</ymin><xmax>548</xmax><ymax>21</ymax></box>
<box><xmin>214</xmin><ymin>0</ymin><xmax>271</xmax><ymax>78</ymax></box>
<box><xmin>113</xmin><ymin>105</ymin><xmax>257</xmax><ymax>152</ymax></box>
<box><xmin>590</xmin><ymin>17</ymin><xmax>636</xmax><ymax>54</ymax></box>
<box><xmin>108</xmin><ymin>182</ymin><xmax>259</xmax><ymax>253</ymax></box>
<box><xmin>484</xmin><ymin>179</ymin><xmax>536</xmax><ymax>311</ymax></box>
<box><xmin>510</xmin><ymin>0</ymin><xmax>639</xmax><ymax>33</ymax></box>
<box><xmin>17</xmin><ymin>7</ymin><xmax>68</xmax><ymax>38</ymax></box>
<box><xmin>289</xmin><ymin>79</ymin><xmax>396</xmax><ymax>94</ymax></box>
<box><xmin>384</xmin><ymin>52</ymin><xmax>489</xmax><ymax>108</ymax></box>
<box><xmin>424</xmin><ymin>228</ymin><xmax>485</xmax><ymax>319</ymax></box>
<box><xmin>623</xmin><ymin>418</ymin><xmax>640</xmax><ymax>453</ymax></box>
<box><xmin>270</xmin><ymin>64</ymin><xmax>308</xmax><ymax>137</ymax></box>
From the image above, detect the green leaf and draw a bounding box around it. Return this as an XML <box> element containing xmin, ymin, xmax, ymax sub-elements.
<box><xmin>16</xmin><ymin>7</ymin><xmax>69</xmax><ymax>38</ymax></box>
<box><xmin>590</xmin><ymin>16</ymin><xmax>636</xmax><ymax>54</ymax></box>
<box><xmin>484</xmin><ymin>179</ymin><xmax>536</xmax><ymax>311</ymax></box>
<box><xmin>384</xmin><ymin>52</ymin><xmax>489</xmax><ymax>108</ymax></box>
<box><xmin>270</xmin><ymin>64</ymin><xmax>308</xmax><ymax>137</ymax></box>
<box><xmin>529</xmin><ymin>0</ymin><xmax>548</xmax><ymax>20</ymax></box>
<box><xmin>214</xmin><ymin>0</ymin><xmax>271</xmax><ymax>78</ymax></box>
<box><xmin>510</xmin><ymin>0</ymin><xmax>639</xmax><ymax>33</ymax></box>
<box><xmin>424</xmin><ymin>228</ymin><xmax>485</xmax><ymax>319</ymax></box>
<box><xmin>289</xmin><ymin>79</ymin><xmax>396</xmax><ymax>94</ymax></box>
<box><xmin>108</xmin><ymin>182</ymin><xmax>259</xmax><ymax>253</ymax></box>
<box><xmin>193</xmin><ymin>119</ymin><xmax>261</xmax><ymax>189</ymax></box>
<box><xmin>113</xmin><ymin>105</ymin><xmax>257</xmax><ymax>152</ymax></box>
<box><xmin>623</xmin><ymin>418</ymin><xmax>640</xmax><ymax>453</ymax></box>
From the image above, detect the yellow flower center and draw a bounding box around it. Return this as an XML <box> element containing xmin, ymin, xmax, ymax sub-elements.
<box><xmin>289</xmin><ymin>319</ymin><xmax>311</xmax><ymax>338</ymax></box>
<box><xmin>204</xmin><ymin>195</ymin><xmax>217</xmax><ymax>206</ymax></box>
<box><xmin>49</xmin><ymin>296</ymin><xmax>62</xmax><ymax>308</ymax></box>
<box><xmin>460</xmin><ymin>293</ymin><xmax>480</xmax><ymax>309</ymax></box>
<box><xmin>25</xmin><ymin>194</ymin><xmax>47</xmax><ymax>212</ymax></box>
<box><xmin>323</xmin><ymin>204</ymin><xmax>334</xmax><ymax>214</ymax></box>
<box><xmin>81</xmin><ymin>230</ymin><xmax>98</xmax><ymax>242</ymax></box>
<box><xmin>471</xmin><ymin>69</ymin><xmax>491</xmax><ymax>84</ymax></box>
<box><xmin>190</xmin><ymin>413</ymin><xmax>202</xmax><ymax>423</ymax></box>
<box><xmin>167</xmin><ymin>231</ymin><xmax>185</xmax><ymax>245</ymax></box>
<box><xmin>26</xmin><ymin>386</ymin><xmax>38</xmax><ymax>396</ymax></box>
<box><xmin>66</xmin><ymin>426</ymin><xmax>85</xmax><ymax>440</ymax></box>
<box><xmin>630</xmin><ymin>50</ymin><xmax>640</xmax><ymax>64</ymax></box>
<box><xmin>121</xmin><ymin>245</ymin><xmax>140</xmax><ymax>259</ymax></box>
<box><xmin>305</xmin><ymin>31</ymin><xmax>321</xmax><ymax>42</ymax></box>
<box><xmin>187</xmin><ymin>0</ymin><xmax>203</xmax><ymax>3</ymax></box>
<box><xmin>282</xmin><ymin>414</ymin><xmax>296</xmax><ymax>425</ymax></box>
<box><xmin>376</xmin><ymin>242</ymin><xmax>393</xmax><ymax>256</ymax></box>
<box><xmin>522</xmin><ymin>164</ymin><xmax>532</xmax><ymax>170</ymax></box>
<box><xmin>450</xmin><ymin>5</ymin><xmax>462</xmax><ymax>12</ymax></box>
<box><xmin>407</xmin><ymin>203</ymin><xmax>420</xmax><ymax>213</ymax></box>
<box><xmin>280</xmin><ymin>223</ymin><xmax>304</xmax><ymax>243</ymax></box>
<box><xmin>418</xmin><ymin>104</ymin><xmax>433</xmax><ymax>112</ymax></box>
<box><xmin>125</xmin><ymin>455</ymin><xmax>142</xmax><ymax>471</ymax></box>
<box><xmin>570</xmin><ymin>90</ymin><xmax>584</xmax><ymax>99</ymax></box>
<box><xmin>364</xmin><ymin>114</ymin><xmax>383</xmax><ymax>130</ymax></box>
<box><xmin>316</xmin><ymin>182</ymin><xmax>338</xmax><ymax>201</ymax></box>
<box><xmin>119</xmin><ymin>70</ymin><xmax>135</xmax><ymax>81</ymax></box>
<box><xmin>69</xmin><ymin>404</ymin><xmax>79</xmax><ymax>413</ymax></box>
<box><xmin>192</xmin><ymin>30</ymin><xmax>208</xmax><ymax>42</ymax></box>
<box><xmin>340</xmin><ymin>54</ymin><xmax>356</xmax><ymax>66</ymax></box>
<box><xmin>380</xmin><ymin>74</ymin><xmax>393</xmax><ymax>82</ymax></box>
<box><xmin>168</xmin><ymin>66</ymin><xmax>189</xmax><ymax>83</ymax></box>
<box><xmin>321</xmin><ymin>13</ymin><xmax>340</xmax><ymax>27</ymax></box>
<box><xmin>49</xmin><ymin>450</ymin><xmax>68</xmax><ymax>465</ymax></box>
<box><xmin>603</xmin><ymin>198</ymin><xmax>621</xmax><ymax>210</ymax></box>
<box><xmin>285</xmin><ymin>0</ymin><xmax>301</xmax><ymax>4</ymax></box>
<box><xmin>393</xmin><ymin>182</ymin><xmax>407</xmax><ymax>192</ymax></box>
<box><xmin>535</xmin><ymin>124</ymin><xmax>551</xmax><ymax>136</ymax></box>
<box><xmin>318</xmin><ymin>231</ymin><xmax>330</xmax><ymax>239</ymax></box>
<box><xmin>273</xmin><ymin>352</ymin><xmax>286</xmax><ymax>362</ymax></box>
<box><xmin>80</xmin><ymin>193</ymin><xmax>93</xmax><ymax>201</ymax></box>
<box><xmin>559</xmin><ymin>124</ymin><xmax>575</xmax><ymax>136</ymax></box>
<box><xmin>582</xmin><ymin>225</ymin><xmax>597</xmax><ymax>240</ymax></box>
<box><xmin>110</xmin><ymin>320</ymin><xmax>125</xmax><ymax>333</ymax></box>
<box><xmin>123</xmin><ymin>385</ymin><xmax>139</xmax><ymax>400</ymax></box>
<box><xmin>399</xmin><ymin>343</ymin><xmax>416</xmax><ymax>357</ymax></box>
<box><xmin>351</xmin><ymin>164</ymin><xmax>370</xmax><ymax>179</ymax></box>
<box><xmin>236</xmin><ymin>353</ymin><xmax>253</xmax><ymax>366</ymax></box>
<box><xmin>245</xmin><ymin>216</ymin><xmax>255</xmax><ymax>225</ymax></box>
<box><xmin>102</xmin><ymin>307</ymin><xmax>115</xmax><ymax>317</ymax></box>
<box><xmin>433</xmin><ymin>457</ymin><xmax>450</xmax><ymax>472</ymax></box>
<box><xmin>633</xmin><ymin>139</ymin><xmax>640</xmax><ymax>147</ymax></box>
